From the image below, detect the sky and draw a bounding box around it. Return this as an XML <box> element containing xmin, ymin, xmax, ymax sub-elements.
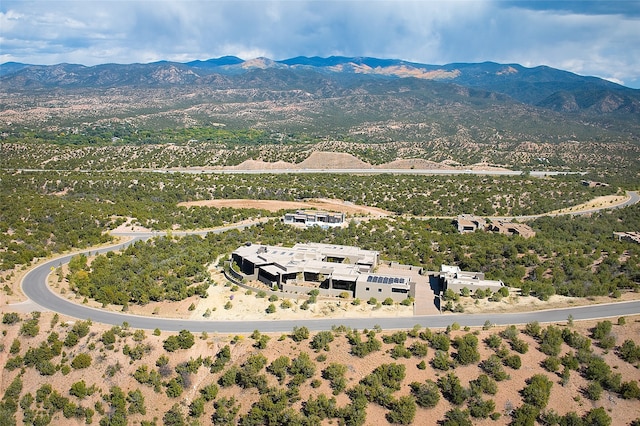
<box><xmin>1</xmin><ymin>0</ymin><xmax>640</xmax><ymax>88</ymax></box>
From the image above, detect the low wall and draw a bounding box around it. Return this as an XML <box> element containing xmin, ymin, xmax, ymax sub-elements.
<box><xmin>281</xmin><ymin>283</ymin><xmax>347</xmax><ymax>298</ymax></box>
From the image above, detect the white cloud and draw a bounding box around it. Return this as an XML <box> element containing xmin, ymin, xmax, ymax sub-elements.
<box><xmin>1</xmin><ymin>0</ymin><xmax>639</xmax><ymax>87</ymax></box>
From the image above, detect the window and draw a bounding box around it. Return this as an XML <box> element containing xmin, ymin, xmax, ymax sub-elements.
<box><xmin>391</xmin><ymin>288</ymin><xmax>409</xmax><ymax>294</ymax></box>
<box><xmin>365</xmin><ymin>287</ymin><xmax>370</xmax><ymax>291</ymax></box>
<box><xmin>378</xmin><ymin>288</ymin><xmax>382</xmax><ymax>292</ymax></box>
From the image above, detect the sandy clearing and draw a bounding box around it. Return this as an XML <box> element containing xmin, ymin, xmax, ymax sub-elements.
<box><xmin>178</xmin><ymin>197</ymin><xmax>392</xmax><ymax>217</ymax></box>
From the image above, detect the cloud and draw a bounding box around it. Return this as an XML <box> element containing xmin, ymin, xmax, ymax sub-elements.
<box><xmin>1</xmin><ymin>0</ymin><xmax>639</xmax><ymax>88</ymax></box>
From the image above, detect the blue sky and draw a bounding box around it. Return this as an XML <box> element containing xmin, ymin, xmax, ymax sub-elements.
<box><xmin>2</xmin><ymin>0</ymin><xmax>640</xmax><ymax>88</ymax></box>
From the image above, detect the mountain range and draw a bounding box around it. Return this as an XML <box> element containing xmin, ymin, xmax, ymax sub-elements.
<box><xmin>2</xmin><ymin>56</ymin><xmax>639</xmax><ymax>114</ymax></box>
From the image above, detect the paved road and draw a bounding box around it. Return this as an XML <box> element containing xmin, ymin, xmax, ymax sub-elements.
<box><xmin>12</xmin><ymin>168</ymin><xmax>586</xmax><ymax>177</ymax></box>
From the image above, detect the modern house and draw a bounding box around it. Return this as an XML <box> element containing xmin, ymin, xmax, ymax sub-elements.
<box><xmin>455</xmin><ymin>214</ymin><xmax>536</xmax><ymax>238</ymax></box>
<box><xmin>283</xmin><ymin>210</ymin><xmax>345</xmax><ymax>228</ymax></box>
<box><xmin>455</xmin><ymin>214</ymin><xmax>487</xmax><ymax>233</ymax></box>
<box><xmin>614</xmin><ymin>232</ymin><xmax>640</xmax><ymax>244</ymax></box>
<box><xmin>439</xmin><ymin>265</ymin><xmax>506</xmax><ymax>294</ymax></box>
<box><xmin>487</xmin><ymin>221</ymin><xmax>536</xmax><ymax>238</ymax></box>
<box><xmin>230</xmin><ymin>242</ymin><xmax>424</xmax><ymax>302</ymax></box>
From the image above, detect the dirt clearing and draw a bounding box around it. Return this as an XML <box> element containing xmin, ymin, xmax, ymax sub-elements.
<box><xmin>178</xmin><ymin>198</ymin><xmax>391</xmax><ymax>217</ymax></box>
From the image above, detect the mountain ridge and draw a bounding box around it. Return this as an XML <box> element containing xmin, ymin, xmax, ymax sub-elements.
<box><xmin>2</xmin><ymin>56</ymin><xmax>638</xmax><ymax>116</ymax></box>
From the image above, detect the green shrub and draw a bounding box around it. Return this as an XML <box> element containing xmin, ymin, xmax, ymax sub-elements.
<box><xmin>310</xmin><ymin>331</ymin><xmax>334</xmax><ymax>352</ymax></box>
<box><xmin>503</xmin><ymin>354</ymin><xmax>522</xmax><ymax>369</ymax></box>
<box><xmin>585</xmin><ymin>381</ymin><xmax>603</xmax><ymax>401</ymax></box>
<box><xmin>410</xmin><ymin>380</ymin><xmax>440</xmax><ymax>408</ymax></box>
<box><xmin>2</xmin><ymin>312</ymin><xmax>20</xmax><ymax>325</ymax></box>
<box><xmin>291</xmin><ymin>326</ymin><xmax>310</xmax><ymax>342</ymax></box>
<box><xmin>521</xmin><ymin>374</ymin><xmax>553</xmax><ymax>409</ymax></box>
<box><xmin>70</xmin><ymin>353</ymin><xmax>92</xmax><ymax>369</ymax></box>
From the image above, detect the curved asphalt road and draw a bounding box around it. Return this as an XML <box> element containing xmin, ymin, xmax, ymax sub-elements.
<box><xmin>19</xmin><ymin>192</ymin><xmax>640</xmax><ymax>333</ymax></box>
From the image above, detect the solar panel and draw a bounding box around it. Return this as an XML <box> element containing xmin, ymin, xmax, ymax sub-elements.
<box><xmin>383</xmin><ymin>277</ymin><xmax>389</xmax><ymax>284</ymax></box>
<box><xmin>367</xmin><ymin>276</ymin><xmax>373</xmax><ymax>282</ymax></box>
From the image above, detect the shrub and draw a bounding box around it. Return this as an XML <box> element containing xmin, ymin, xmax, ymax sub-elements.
<box><xmin>322</xmin><ymin>363</ymin><xmax>347</xmax><ymax>394</ymax></box>
<box><xmin>620</xmin><ymin>381</ymin><xmax>640</xmax><ymax>400</ymax></box>
<box><xmin>524</xmin><ymin>321</ymin><xmax>541</xmax><ymax>338</ymax></box>
<box><xmin>430</xmin><ymin>333</ymin><xmax>451</xmax><ymax>351</ymax></box>
<box><xmin>469</xmin><ymin>374</ymin><xmax>498</xmax><ymax>396</ymax></box>
<box><xmin>510</xmin><ymin>403</ymin><xmax>540</xmax><ymax>426</ymax></box>
<box><xmin>410</xmin><ymin>380</ymin><xmax>440</xmax><ymax>408</ymax></box>
<box><xmin>289</xmin><ymin>352</ymin><xmax>316</xmax><ymax>384</ymax></box>
<box><xmin>9</xmin><ymin>339</ymin><xmax>20</xmax><ymax>355</ymax></box>
<box><xmin>385</xmin><ymin>395</ymin><xmax>416</xmax><ymax>425</ymax></box>
<box><xmin>480</xmin><ymin>355</ymin><xmax>509</xmax><ymax>381</ymax></box>
<box><xmin>503</xmin><ymin>354</ymin><xmax>522</xmax><ymax>370</ymax></box>
<box><xmin>163</xmin><ymin>403</ymin><xmax>185</xmax><ymax>426</ymax></box>
<box><xmin>592</xmin><ymin>320</ymin><xmax>613</xmax><ymax>340</ymax></box>
<box><xmin>484</xmin><ymin>334</ymin><xmax>502</xmax><ymax>349</ymax></box>
<box><xmin>453</xmin><ymin>334</ymin><xmax>480</xmax><ymax>365</ymax></box>
<box><xmin>20</xmin><ymin>318</ymin><xmax>39</xmax><ymax>337</ymax></box>
<box><xmin>2</xmin><ymin>312</ymin><xmax>20</xmax><ymax>325</ymax></box>
<box><xmin>442</xmin><ymin>408</ymin><xmax>472</xmax><ymax>426</ymax></box>
<box><xmin>69</xmin><ymin>380</ymin><xmax>90</xmax><ymax>399</ymax></box>
<box><xmin>390</xmin><ymin>344</ymin><xmax>412</xmax><ymax>359</ymax></box>
<box><xmin>382</xmin><ymin>297</ymin><xmax>394</xmax><ymax>306</ymax></box>
<box><xmin>431</xmin><ymin>350</ymin><xmax>453</xmax><ymax>371</ymax></box>
<box><xmin>291</xmin><ymin>326</ymin><xmax>310</xmax><ymax>342</ymax></box>
<box><xmin>267</xmin><ymin>356</ymin><xmax>290</xmax><ymax>384</ymax></box>
<box><xmin>510</xmin><ymin>338</ymin><xmax>529</xmax><ymax>354</ymax></box>
<box><xmin>438</xmin><ymin>372</ymin><xmax>469</xmax><ymax>406</ymax></box>
<box><xmin>409</xmin><ymin>341</ymin><xmax>428</xmax><ymax>357</ymax></box>
<box><xmin>585</xmin><ymin>381</ymin><xmax>603</xmax><ymax>401</ymax></box>
<box><xmin>70</xmin><ymin>353</ymin><xmax>92</xmax><ymax>369</ymax></box>
<box><xmin>500</xmin><ymin>325</ymin><xmax>519</xmax><ymax>340</ymax></box>
<box><xmin>383</xmin><ymin>331</ymin><xmax>408</xmax><ymax>345</ymax></box>
<box><xmin>468</xmin><ymin>397</ymin><xmax>495</xmax><ymax>419</ymax></box>
<box><xmin>310</xmin><ymin>331</ymin><xmax>334</xmax><ymax>352</ymax></box>
<box><xmin>165</xmin><ymin>377</ymin><xmax>184</xmax><ymax>398</ymax></box>
<box><xmin>265</xmin><ymin>303</ymin><xmax>276</xmax><ymax>314</ymax></box>
<box><xmin>583</xmin><ymin>407</ymin><xmax>612</xmax><ymax>426</ymax></box>
<box><xmin>521</xmin><ymin>374</ymin><xmax>552</xmax><ymax>409</ymax></box>
<box><xmin>280</xmin><ymin>299</ymin><xmax>292</xmax><ymax>309</ymax></box>
<box><xmin>542</xmin><ymin>356</ymin><xmax>561</xmax><ymax>372</ymax></box>
<box><xmin>618</xmin><ymin>339</ymin><xmax>640</xmax><ymax>363</ymax></box>
<box><xmin>400</xmin><ymin>297</ymin><xmax>414</xmax><ymax>306</ymax></box>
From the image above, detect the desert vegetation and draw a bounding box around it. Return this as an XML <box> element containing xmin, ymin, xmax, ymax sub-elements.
<box><xmin>1</xmin><ymin>311</ymin><xmax>639</xmax><ymax>425</ymax></box>
<box><xmin>0</xmin><ymin>167</ymin><xmax>624</xmax><ymax>274</ymax></box>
